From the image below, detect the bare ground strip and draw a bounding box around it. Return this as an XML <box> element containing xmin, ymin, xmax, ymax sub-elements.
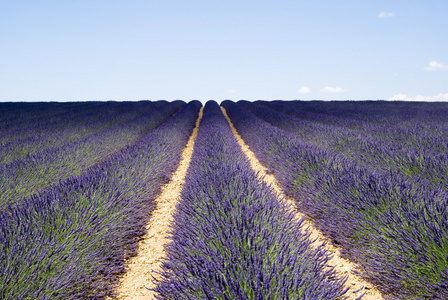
<box><xmin>221</xmin><ymin>106</ymin><xmax>384</xmax><ymax>300</ymax></box>
<box><xmin>114</xmin><ymin>107</ymin><xmax>203</xmax><ymax>300</ymax></box>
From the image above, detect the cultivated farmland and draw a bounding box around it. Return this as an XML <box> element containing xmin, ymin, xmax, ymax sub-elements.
<box><xmin>1</xmin><ymin>100</ymin><xmax>447</xmax><ymax>299</ymax></box>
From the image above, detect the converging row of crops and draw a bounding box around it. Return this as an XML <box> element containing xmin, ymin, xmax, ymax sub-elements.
<box><xmin>1</xmin><ymin>100</ymin><xmax>447</xmax><ymax>299</ymax></box>
<box><xmin>0</xmin><ymin>101</ymin><xmax>201</xmax><ymax>298</ymax></box>
<box><xmin>223</xmin><ymin>100</ymin><xmax>448</xmax><ymax>299</ymax></box>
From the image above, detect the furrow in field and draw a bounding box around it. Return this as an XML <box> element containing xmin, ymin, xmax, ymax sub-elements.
<box><xmin>221</xmin><ymin>106</ymin><xmax>384</xmax><ymax>300</ymax></box>
<box><xmin>114</xmin><ymin>107</ymin><xmax>203</xmax><ymax>300</ymax></box>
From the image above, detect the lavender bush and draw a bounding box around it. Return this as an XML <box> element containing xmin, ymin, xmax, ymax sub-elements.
<box><xmin>222</xmin><ymin>100</ymin><xmax>448</xmax><ymax>299</ymax></box>
<box><xmin>240</xmin><ymin>100</ymin><xmax>448</xmax><ymax>188</ymax></box>
<box><xmin>0</xmin><ymin>101</ymin><xmax>184</xmax><ymax>208</ymax></box>
<box><xmin>155</xmin><ymin>101</ymin><xmax>347</xmax><ymax>299</ymax></box>
<box><xmin>0</xmin><ymin>101</ymin><xmax>153</xmax><ymax>164</ymax></box>
<box><xmin>0</xmin><ymin>101</ymin><xmax>201</xmax><ymax>299</ymax></box>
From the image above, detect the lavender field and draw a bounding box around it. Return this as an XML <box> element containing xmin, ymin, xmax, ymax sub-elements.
<box><xmin>1</xmin><ymin>100</ymin><xmax>447</xmax><ymax>299</ymax></box>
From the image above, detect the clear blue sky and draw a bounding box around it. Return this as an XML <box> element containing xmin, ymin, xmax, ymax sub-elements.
<box><xmin>1</xmin><ymin>0</ymin><xmax>447</xmax><ymax>103</ymax></box>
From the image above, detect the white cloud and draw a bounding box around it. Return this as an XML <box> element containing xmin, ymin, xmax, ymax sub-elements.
<box><xmin>424</xmin><ymin>61</ymin><xmax>448</xmax><ymax>71</ymax></box>
<box><xmin>388</xmin><ymin>93</ymin><xmax>410</xmax><ymax>101</ymax></box>
<box><xmin>298</xmin><ymin>86</ymin><xmax>311</xmax><ymax>94</ymax></box>
<box><xmin>378</xmin><ymin>12</ymin><xmax>395</xmax><ymax>18</ymax></box>
<box><xmin>388</xmin><ymin>93</ymin><xmax>448</xmax><ymax>101</ymax></box>
<box><xmin>320</xmin><ymin>86</ymin><xmax>348</xmax><ymax>93</ymax></box>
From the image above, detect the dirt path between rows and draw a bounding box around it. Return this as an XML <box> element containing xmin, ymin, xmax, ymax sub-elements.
<box><xmin>221</xmin><ymin>106</ymin><xmax>384</xmax><ymax>300</ymax></box>
<box><xmin>113</xmin><ymin>107</ymin><xmax>203</xmax><ymax>300</ymax></box>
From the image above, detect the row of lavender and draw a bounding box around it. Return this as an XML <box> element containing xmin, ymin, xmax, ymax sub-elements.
<box><xmin>155</xmin><ymin>101</ymin><xmax>347</xmax><ymax>299</ymax></box>
<box><xmin>0</xmin><ymin>101</ymin><xmax>201</xmax><ymax>299</ymax></box>
<box><xmin>0</xmin><ymin>102</ymin><xmax>149</xmax><ymax>153</ymax></box>
<box><xmin>261</xmin><ymin>100</ymin><xmax>448</xmax><ymax>126</ymax></box>
<box><xmin>240</xmin><ymin>100</ymin><xmax>448</xmax><ymax>188</ymax></box>
<box><xmin>0</xmin><ymin>101</ymin><xmax>185</xmax><ymax>208</ymax></box>
<box><xmin>0</xmin><ymin>102</ymin><xmax>155</xmax><ymax>164</ymax></box>
<box><xmin>222</xmin><ymin>100</ymin><xmax>448</xmax><ymax>299</ymax></box>
<box><xmin>0</xmin><ymin>102</ymin><xmax>93</xmax><ymax>137</ymax></box>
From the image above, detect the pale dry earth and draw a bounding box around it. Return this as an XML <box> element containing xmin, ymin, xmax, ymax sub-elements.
<box><xmin>221</xmin><ymin>106</ymin><xmax>384</xmax><ymax>300</ymax></box>
<box><xmin>113</xmin><ymin>107</ymin><xmax>203</xmax><ymax>300</ymax></box>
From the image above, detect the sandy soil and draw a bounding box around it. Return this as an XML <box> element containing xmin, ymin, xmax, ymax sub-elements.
<box><xmin>221</xmin><ymin>106</ymin><xmax>384</xmax><ymax>300</ymax></box>
<box><xmin>113</xmin><ymin>107</ymin><xmax>203</xmax><ymax>300</ymax></box>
